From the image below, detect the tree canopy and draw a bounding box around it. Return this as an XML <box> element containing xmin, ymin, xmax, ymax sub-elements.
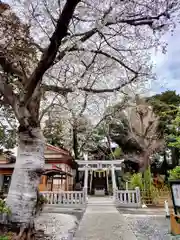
<box><xmin>109</xmin><ymin>96</ymin><xmax>164</xmax><ymax>170</ymax></box>
<box><xmin>148</xmin><ymin>90</ymin><xmax>180</xmax><ymax>134</ymax></box>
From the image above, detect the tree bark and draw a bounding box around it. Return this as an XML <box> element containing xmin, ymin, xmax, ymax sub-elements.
<box><xmin>138</xmin><ymin>151</ymin><xmax>151</xmax><ymax>173</ymax></box>
<box><xmin>73</xmin><ymin>126</ymin><xmax>80</xmax><ymax>183</ymax></box>
<box><xmin>6</xmin><ymin>127</ymin><xmax>45</xmax><ymax>226</ymax></box>
<box><xmin>73</xmin><ymin>127</ymin><xmax>79</xmax><ymax>159</ymax></box>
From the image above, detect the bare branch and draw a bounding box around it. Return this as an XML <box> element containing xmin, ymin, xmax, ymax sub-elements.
<box><xmin>42</xmin><ymin>72</ymin><xmax>138</xmax><ymax>95</ymax></box>
<box><xmin>43</xmin><ymin>0</ymin><xmax>57</xmax><ymax>27</ymax></box>
<box><xmin>79</xmin><ymin>93</ymin><xmax>88</xmax><ymax>116</ymax></box>
<box><xmin>73</xmin><ymin>15</ymin><xmax>94</xmax><ymax>22</ymax></box>
<box><xmin>69</xmin><ymin>10</ymin><xmax>169</xmax><ymax>41</ymax></box>
<box><xmin>24</xmin><ymin>0</ymin><xmax>80</xmax><ymax>104</ymax></box>
<box><xmin>30</xmin><ymin>42</ymin><xmax>45</xmax><ymax>53</ymax></box>
<box><xmin>0</xmin><ymin>73</ymin><xmax>21</xmax><ymax>122</ymax></box>
<box><xmin>42</xmin><ymin>84</ymin><xmax>72</xmax><ymax>95</ymax></box>
<box><xmin>55</xmin><ymin>8</ymin><xmax>169</xmax><ymax>67</ymax></box>
<box><xmin>77</xmin><ymin>48</ymin><xmax>140</xmax><ymax>74</ymax></box>
<box><xmin>39</xmin><ymin>94</ymin><xmax>59</xmax><ymax>121</ymax></box>
<box><xmin>80</xmin><ymin>50</ymin><xmax>99</xmax><ymax>79</ymax></box>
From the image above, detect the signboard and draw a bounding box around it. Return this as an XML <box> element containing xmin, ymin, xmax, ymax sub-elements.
<box><xmin>172</xmin><ymin>184</ymin><xmax>180</xmax><ymax>207</ymax></box>
<box><xmin>170</xmin><ymin>180</ymin><xmax>180</xmax><ymax>215</ymax></box>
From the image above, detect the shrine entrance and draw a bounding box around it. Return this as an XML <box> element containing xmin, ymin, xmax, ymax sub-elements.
<box><xmin>76</xmin><ymin>159</ymin><xmax>123</xmax><ymax>198</ymax></box>
<box><xmin>89</xmin><ymin>169</ymin><xmax>109</xmax><ymax>196</ymax></box>
<box><xmin>42</xmin><ymin>158</ymin><xmax>141</xmax><ymax>208</ymax></box>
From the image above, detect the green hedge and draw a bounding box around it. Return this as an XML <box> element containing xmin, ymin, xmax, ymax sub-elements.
<box><xmin>169</xmin><ymin>166</ymin><xmax>180</xmax><ymax>180</ymax></box>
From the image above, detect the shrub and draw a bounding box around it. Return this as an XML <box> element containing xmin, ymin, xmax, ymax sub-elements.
<box><xmin>169</xmin><ymin>166</ymin><xmax>180</xmax><ymax>180</ymax></box>
<box><xmin>35</xmin><ymin>193</ymin><xmax>48</xmax><ymax>215</ymax></box>
<box><xmin>0</xmin><ymin>199</ymin><xmax>11</xmax><ymax>215</ymax></box>
<box><xmin>130</xmin><ymin>173</ymin><xmax>143</xmax><ymax>190</ymax></box>
<box><xmin>37</xmin><ymin>194</ymin><xmax>48</xmax><ymax>206</ymax></box>
<box><xmin>130</xmin><ymin>167</ymin><xmax>159</xmax><ymax>204</ymax></box>
<box><xmin>130</xmin><ymin>167</ymin><xmax>153</xmax><ymax>191</ymax></box>
<box><xmin>0</xmin><ymin>236</ymin><xmax>9</xmax><ymax>240</ymax></box>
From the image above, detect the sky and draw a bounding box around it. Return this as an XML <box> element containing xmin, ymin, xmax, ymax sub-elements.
<box><xmin>152</xmin><ymin>26</ymin><xmax>180</xmax><ymax>94</ymax></box>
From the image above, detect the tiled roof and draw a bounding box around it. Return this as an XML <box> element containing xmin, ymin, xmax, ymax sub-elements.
<box><xmin>46</xmin><ymin>144</ymin><xmax>71</xmax><ymax>156</ymax></box>
<box><xmin>0</xmin><ymin>144</ymin><xmax>73</xmax><ymax>165</ymax></box>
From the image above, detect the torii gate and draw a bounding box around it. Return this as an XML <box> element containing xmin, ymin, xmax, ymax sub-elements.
<box><xmin>75</xmin><ymin>155</ymin><xmax>124</xmax><ymax>199</ymax></box>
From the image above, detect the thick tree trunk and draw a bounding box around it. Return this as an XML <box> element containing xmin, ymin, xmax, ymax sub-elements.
<box><xmin>6</xmin><ymin>128</ymin><xmax>45</xmax><ymax>226</ymax></box>
<box><xmin>139</xmin><ymin>152</ymin><xmax>151</xmax><ymax>173</ymax></box>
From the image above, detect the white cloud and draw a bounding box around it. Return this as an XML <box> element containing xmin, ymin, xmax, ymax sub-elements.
<box><xmin>152</xmin><ymin>25</ymin><xmax>180</xmax><ymax>93</ymax></box>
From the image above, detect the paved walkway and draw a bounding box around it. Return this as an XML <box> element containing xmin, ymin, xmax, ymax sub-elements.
<box><xmin>73</xmin><ymin>197</ymin><xmax>137</xmax><ymax>240</ymax></box>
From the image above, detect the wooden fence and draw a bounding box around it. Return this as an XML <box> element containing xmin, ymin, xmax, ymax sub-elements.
<box><xmin>41</xmin><ymin>190</ymin><xmax>87</xmax><ymax>206</ymax></box>
<box><xmin>115</xmin><ymin>187</ymin><xmax>141</xmax><ymax>208</ymax></box>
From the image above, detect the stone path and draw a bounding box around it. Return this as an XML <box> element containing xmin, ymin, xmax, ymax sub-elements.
<box><xmin>73</xmin><ymin>197</ymin><xmax>137</xmax><ymax>240</ymax></box>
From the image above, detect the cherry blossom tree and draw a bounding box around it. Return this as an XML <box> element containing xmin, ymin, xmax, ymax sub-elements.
<box><xmin>0</xmin><ymin>0</ymin><xmax>179</xmax><ymax>235</ymax></box>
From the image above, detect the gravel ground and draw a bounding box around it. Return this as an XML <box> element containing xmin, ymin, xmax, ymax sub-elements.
<box><xmin>118</xmin><ymin>208</ymin><xmax>180</xmax><ymax>240</ymax></box>
<box><xmin>43</xmin><ymin>207</ymin><xmax>85</xmax><ymax>221</ymax></box>
<box><xmin>35</xmin><ymin>213</ymin><xmax>78</xmax><ymax>239</ymax></box>
<box><xmin>35</xmin><ymin>208</ymin><xmax>85</xmax><ymax>240</ymax></box>
<box><xmin>124</xmin><ymin>214</ymin><xmax>170</xmax><ymax>240</ymax></box>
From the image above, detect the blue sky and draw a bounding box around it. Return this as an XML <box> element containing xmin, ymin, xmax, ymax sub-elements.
<box><xmin>152</xmin><ymin>26</ymin><xmax>180</xmax><ymax>94</ymax></box>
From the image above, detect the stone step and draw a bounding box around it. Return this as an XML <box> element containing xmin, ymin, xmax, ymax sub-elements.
<box><xmin>87</xmin><ymin>197</ymin><xmax>114</xmax><ymax>206</ymax></box>
<box><xmin>88</xmin><ymin>203</ymin><xmax>114</xmax><ymax>206</ymax></box>
<box><xmin>88</xmin><ymin>202</ymin><xmax>115</xmax><ymax>206</ymax></box>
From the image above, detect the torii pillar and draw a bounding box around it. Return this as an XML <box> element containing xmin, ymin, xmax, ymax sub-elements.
<box><xmin>83</xmin><ymin>153</ymin><xmax>89</xmax><ymax>199</ymax></box>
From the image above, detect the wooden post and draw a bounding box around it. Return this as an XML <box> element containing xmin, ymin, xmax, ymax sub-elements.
<box><xmin>170</xmin><ymin>214</ymin><xmax>180</xmax><ymax>235</ymax></box>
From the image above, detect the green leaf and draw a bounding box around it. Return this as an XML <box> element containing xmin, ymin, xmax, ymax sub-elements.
<box><xmin>169</xmin><ymin>166</ymin><xmax>180</xmax><ymax>180</ymax></box>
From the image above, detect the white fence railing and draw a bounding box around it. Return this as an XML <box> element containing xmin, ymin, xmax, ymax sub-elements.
<box><xmin>41</xmin><ymin>190</ymin><xmax>87</xmax><ymax>206</ymax></box>
<box><xmin>115</xmin><ymin>187</ymin><xmax>141</xmax><ymax>208</ymax></box>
